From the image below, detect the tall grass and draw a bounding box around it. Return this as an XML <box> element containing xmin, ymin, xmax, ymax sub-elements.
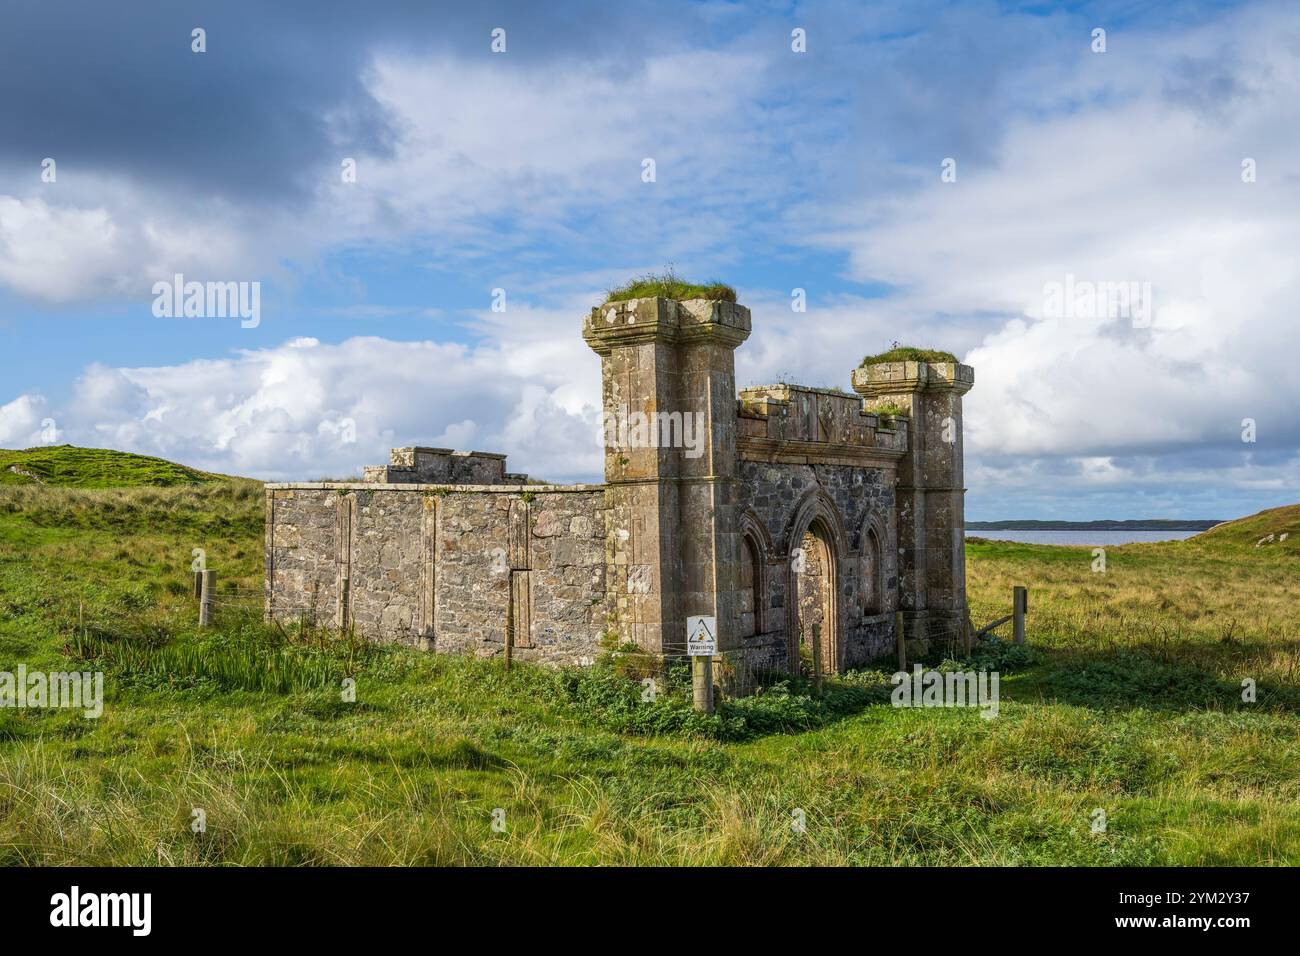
<box><xmin>2</xmin><ymin>480</ymin><xmax>1299</xmax><ymax>865</ymax></box>
<box><xmin>0</xmin><ymin>479</ymin><xmax>262</xmax><ymax>535</ymax></box>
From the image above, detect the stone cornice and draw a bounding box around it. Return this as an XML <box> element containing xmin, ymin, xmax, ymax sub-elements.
<box><xmin>851</xmin><ymin>360</ymin><xmax>974</xmax><ymax>398</ymax></box>
<box><xmin>603</xmin><ymin>475</ymin><xmax>740</xmax><ymax>486</ymax></box>
<box><xmin>737</xmin><ymin>436</ymin><xmax>905</xmax><ymax>466</ymax></box>
<box><xmin>265</xmin><ymin>482</ymin><xmax>605</xmax><ymax>493</ymax></box>
<box><xmin>583</xmin><ymin>296</ymin><xmax>751</xmax><ymax>353</ymax></box>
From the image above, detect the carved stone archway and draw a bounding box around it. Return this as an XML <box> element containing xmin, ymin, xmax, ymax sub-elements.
<box><xmin>784</xmin><ymin>490</ymin><xmax>848</xmax><ymax>675</ymax></box>
<box><xmin>856</xmin><ymin>511</ymin><xmax>890</xmax><ymax>616</ymax></box>
<box><xmin>739</xmin><ymin>510</ymin><xmax>774</xmax><ymax>638</ymax></box>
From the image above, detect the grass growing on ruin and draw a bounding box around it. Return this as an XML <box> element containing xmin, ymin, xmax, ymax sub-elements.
<box><xmin>866</xmin><ymin>401</ymin><xmax>910</xmax><ymax>419</ymax></box>
<box><xmin>604</xmin><ymin>272</ymin><xmax>736</xmax><ymax>304</ymax></box>
<box><xmin>1</xmin><ymin>477</ymin><xmax>1299</xmax><ymax>865</ymax></box>
<box><xmin>859</xmin><ymin>346</ymin><xmax>959</xmax><ymax>365</ymax></box>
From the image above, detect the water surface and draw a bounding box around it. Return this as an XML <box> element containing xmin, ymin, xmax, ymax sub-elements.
<box><xmin>965</xmin><ymin>529</ymin><xmax>1201</xmax><ymax>546</ymax></box>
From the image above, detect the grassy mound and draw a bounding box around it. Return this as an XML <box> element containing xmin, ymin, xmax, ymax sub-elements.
<box><xmin>1191</xmin><ymin>503</ymin><xmax>1300</xmax><ymax>552</ymax></box>
<box><xmin>860</xmin><ymin>346</ymin><xmax>959</xmax><ymax>366</ymax></box>
<box><xmin>604</xmin><ymin>272</ymin><xmax>736</xmax><ymax>304</ymax></box>
<box><xmin>0</xmin><ymin>445</ymin><xmax>231</xmax><ymax>488</ymax></box>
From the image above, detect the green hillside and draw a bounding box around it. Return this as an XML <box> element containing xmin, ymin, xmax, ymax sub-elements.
<box><xmin>1191</xmin><ymin>503</ymin><xmax>1300</xmax><ymax>551</ymax></box>
<box><xmin>0</xmin><ymin>445</ymin><xmax>232</xmax><ymax>488</ymax></box>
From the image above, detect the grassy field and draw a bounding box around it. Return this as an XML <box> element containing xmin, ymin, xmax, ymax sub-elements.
<box><xmin>1</xmin><ymin>448</ymin><xmax>1298</xmax><ymax>865</ymax></box>
<box><xmin>0</xmin><ymin>444</ymin><xmax>228</xmax><ymax>487</ymax></box>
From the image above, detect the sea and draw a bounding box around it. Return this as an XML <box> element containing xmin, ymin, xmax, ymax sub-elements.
<box><xmin>965</xmin><ymin>529</ymin><xmax>1202</xmax><ymax>546</ymax></box>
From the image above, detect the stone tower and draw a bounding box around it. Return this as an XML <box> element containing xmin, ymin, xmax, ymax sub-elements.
<box><xmin>582</xmin><ymin>297</ymin><xmax>751</xmax><ymax>656</ymax></box>
<box><xmin>852</xmin><ymin>359</ymin><xmax>975</xmax><ymax>653</ymax></box>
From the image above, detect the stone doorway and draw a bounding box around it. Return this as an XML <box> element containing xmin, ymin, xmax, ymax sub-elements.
<box><xmin>791</xmin><ymin>518</ymin><xmax>838</xmax><ymax>677</ymax></box>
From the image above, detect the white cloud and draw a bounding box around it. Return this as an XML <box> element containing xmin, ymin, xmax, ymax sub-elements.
<box><xmin>0</xmin><ymin>393</ymin><xmax>51</xmax><ymax>446</ymax></box>
<box><xmin>817</xmin><ymin>6</ymin><xmax>1300</xmax><ymax>509</ymax></box>
<box><xmin>316</xmin><ymin>47</ymin><xmax>787</xmax><ymax>264</ymax></box>
<box><xmin>0</xmin><ymin>185</ymin><xmax>281</xmax><ymax>306</ymax></box>
<box><xmin>0</xmin><ymin>43</ymin><xmax>786</xmax><ymax>306</ymax></box>
<box><xmin>49</xmin><ymin>322</ymin><xmax>602</xmax><ymax>483</ymax></box>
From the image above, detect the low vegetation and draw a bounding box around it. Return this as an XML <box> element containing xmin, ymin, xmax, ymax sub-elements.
<box><xmin>604</xmin><ymin>271</ymin><xmax>736</xmax><ymax>304</ymax></box>
<box><xmin>860</xmin><ymin>346</ymin><xmax>959</xmax><ymax>366</ymax></box>
<box><xmin>867</xmin><ymin>401</ymin><xmax>910</xmax><ymax>419</ymax></box>
<box><xmin>0</xmin><ymin>447</ymin><xmax>1297</xmax><ymax>864</ymax></box>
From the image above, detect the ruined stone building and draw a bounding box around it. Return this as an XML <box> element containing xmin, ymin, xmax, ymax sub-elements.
<box><xmin>264</xmin><ymin>296</ymin><xmax>974</xmax><ymax>675</ymax></box>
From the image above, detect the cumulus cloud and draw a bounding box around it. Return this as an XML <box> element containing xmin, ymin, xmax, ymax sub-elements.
<box><xmin>0</xmin><ymin>37</ymin><xmax>791</xmax><ymax>309</ymax></box>
<box><xmin>0</xmin><ymin>185</ymin><xmax>293</xmax><ymax>305</ymax></box>
<box><xmin>51</xmin><ymin>322</ymin><xmax>602</xmax><ymax>483</ymax></box>
<box><xmin>818</xmin><ymin>4</ymin><xmax>1300</xmax><ymax>514</ymax></box>
<box><xmin>0</xmin><ymin>394</ymin><xmax>53</xmax><ymax>447</ymax></box>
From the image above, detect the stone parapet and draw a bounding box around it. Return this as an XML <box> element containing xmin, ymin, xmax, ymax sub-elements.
<box><xmin>266</xmin><ymin>481</ymin><xmax>602</xmax><ymax>493</ymax></box>
<box><xmin>737</xmin><ymin>384</ymin><xmax>909</xmax><ymax>460</ymax></box>
<box><xmin>361</xmin><ymin>446</ymin><xmax>509</xmax><ymax>485</ymax></box>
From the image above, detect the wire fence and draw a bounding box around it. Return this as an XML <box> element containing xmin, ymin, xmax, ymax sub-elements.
<box><xmin>206</xmin><ymin>587</ymin><xmax>264</xmax><ymax>611</ymax></box>
<box><xmin>659</xmin><ymin>641</ymin><xmax>784</xmax><ymax>700</ymax></box>
<box><xmin>186</xmin><ymin>569</ymin><xmax>1028</xmax><ymax>698</ymax></box>
<box><xmin>192</xmin><ymin>570</ymin><xmax>265</xmax><ymax>626</ymax></box>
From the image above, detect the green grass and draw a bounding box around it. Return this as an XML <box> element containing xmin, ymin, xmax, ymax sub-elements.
<box><xmin>1</xmin><ymin>461</ymin><xmax>1298</xmax><ymax>863</ymax></box>
<box><xmin>860</xmin><ymin>346</ymin><xmax>960</xmax><ymax>366</ymax></box>
<box><xmin>604</xmin><ymin>272</ymin><xmax>736</xmax><ymax>304</ymax></box>
<box><xmin>1191</xmin><ymin>503</ymin><xmax>1299</xmax><ymax>549</ymax></box>
<box><xmin>0</xmin><ymin>445</ymin><xmax>228</xmax><ymax>487</ymax></box>
<box><xmin>866</xmin><ymin>401</ymin><xmax>910</xmax><ymax>419</ymax></box>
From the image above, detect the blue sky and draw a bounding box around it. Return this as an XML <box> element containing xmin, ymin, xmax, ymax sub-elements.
<box><xmin>1</xmin><ymin>0</ymin><xmax>1297</xmax><ymax>520</ymax></box>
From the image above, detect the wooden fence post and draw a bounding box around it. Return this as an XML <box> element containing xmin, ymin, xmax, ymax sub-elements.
<box><xmin>692</xmin><ymin>656</ymin><xmax>714</xmax><ymax>713</ymax></box>
<box><xmin>1013</xmin><ymin>586</ymin><xmax>1027</xmax><ymax>645</ymax></box>
<box><xmin>193</xmin><ymin>570</ymin><xmax>203</xmax><ymax>600</ymax></box>
<box><xmin>198</xmin><ymin>570</ymin><xmax>216</xmax><ymax>627</ymax></box>
<box><xmin>811</xmin><ymin>623</ymin><xmax>823</xmax><ymax>694</ymax></box>
<box><xmin>337</xmin><ymin>574</ymin><xmax>350</xmax><ymax>631</ymax></box>
<box><xmin>504</xmin><ymin>579</ymin><xmax>514</xmax><ymax>673</ymax></box>
<box><xmin>895</xmin><ymin>610</ymin><xmax>906</xmax><ymax>671</ymax></box>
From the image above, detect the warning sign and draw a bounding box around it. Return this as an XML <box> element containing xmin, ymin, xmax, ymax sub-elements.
<box><xmin>686</xmin><ymin>615</ymin><xmax>717</xmax><ymax>657</ymax></box>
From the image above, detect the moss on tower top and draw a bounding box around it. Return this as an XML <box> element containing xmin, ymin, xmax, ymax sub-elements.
<box><xmin>859</xmin><ymin>346</ymin><xmax>959</xmax><ymax>366</ymax></box>
<box><xmin>604</xmin><ymin>271</ymin><xmax>736</xmax><ymax>304</ymax></box>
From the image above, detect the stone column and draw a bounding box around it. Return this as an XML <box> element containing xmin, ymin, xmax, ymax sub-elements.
<box><xmin>583</xmin><ymin>297</ymin><xmax>751</xmax><ymax>656</ymax></box>
<box><xmin>852</xmin><ymin>360</ymin><xmax>974</xmax><ymax>653</ymax></box>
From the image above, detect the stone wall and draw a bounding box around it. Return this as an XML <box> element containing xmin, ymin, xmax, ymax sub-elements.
<box><xmin>736</xmin><ymin>459</ymin><xmax>899</xmax><ymax>671</ymax></box>
<box><xmin>265</xmin><ymin>483</ymin><xmax>608</xmax><ymax>665</ymax></box>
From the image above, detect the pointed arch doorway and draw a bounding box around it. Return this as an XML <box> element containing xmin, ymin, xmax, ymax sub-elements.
<box><xmin>789</xmin><ymin>515</ymin><xmax>839</xmax><ymax>677</ymax></box>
